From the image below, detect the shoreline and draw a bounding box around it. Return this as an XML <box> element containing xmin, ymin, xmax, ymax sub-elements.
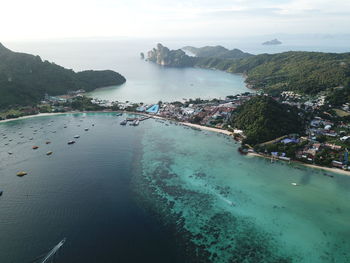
<box><xmin>179</xmin><ymin>122</ymin><xmax>232</xmax><ymax>136</ymax></box>
<box><xmin>0</xmin><ymin>111</ymin><xmax>232</xmax><ymax>136</ymax></box>
<box><xmin>247</xmin><ymin>152</ymin><xmax>350</xmax><ymax>177</ymax></box>
<box><xmin>2</xmin><ymin>110</ymin><xmax>348</xmax><ymax>177</ymax></box>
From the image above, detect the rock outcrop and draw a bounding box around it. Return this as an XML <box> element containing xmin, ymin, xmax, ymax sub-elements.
<box><xmin>146</xmin><ymin>43</ymin><xmax>193</xmax><ymax>67</ymax></box>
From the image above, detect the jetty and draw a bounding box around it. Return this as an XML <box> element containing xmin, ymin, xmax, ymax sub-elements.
<box><xmin>120</xmin><ymin>116</ymin><xmax>150</xmax><ymax>126</ymax></box>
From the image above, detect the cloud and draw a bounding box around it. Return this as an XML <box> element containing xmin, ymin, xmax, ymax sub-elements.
<box><xmin>0</xmin><ymin>0</ymin><xmax>349</xmax><ymax>40</ymax></box>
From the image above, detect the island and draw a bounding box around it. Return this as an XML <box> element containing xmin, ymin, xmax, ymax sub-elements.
<box><xmin>145</xmin><ymin>43</ymin><xmax>350</xmax><ymax>96</ymax></box>
<box><xmin>146</xmin><ymin>43</ymin><xmax>193</xmax><ymax>67</ymax></box>
<box><xmin>182</xmin><ymin>45</ymin><xmax>253</xmax><ymax>59</ymax></box>
<box><xmin>262</xmin><ymin>39</ymin><xmax>282</xmax><ymax>45</ymax></box>
<box><xmin>0</xmin><ymin>42</ymin><xmax>126</xmax><ymax>109</ymax></box>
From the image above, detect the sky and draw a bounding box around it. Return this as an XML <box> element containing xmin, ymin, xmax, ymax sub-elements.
<box><xmin>1</xmin><ymin>0</ymin><xmax>350</xmax><ymax>41</ymax></box>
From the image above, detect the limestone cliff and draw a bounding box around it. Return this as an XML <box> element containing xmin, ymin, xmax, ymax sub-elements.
<box><xmin>146</xmin><ymin>43</ymin><xmax>194</xmax><ymax>67</ymax></box>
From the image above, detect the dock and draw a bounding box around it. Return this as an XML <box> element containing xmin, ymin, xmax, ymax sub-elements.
<box><xmin>120</xmin><ymin>115</ymin><xmax>151</xmax><ymax>126</ymax></box>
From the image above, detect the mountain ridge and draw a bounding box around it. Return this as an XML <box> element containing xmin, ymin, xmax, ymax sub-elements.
<box><xmin>146</xmin><ymin>43</ymin><xmax>350</xmax><ymax>95</ymax></box>
<box><xmin>0</xmin><ymin>43</ymin><xmax>126</xmax><ymax>108</ymax></box>
<box><xmin>182</xmin><ymin>45</ymin><xmax>253</xmax><ymax>59</ymax></box>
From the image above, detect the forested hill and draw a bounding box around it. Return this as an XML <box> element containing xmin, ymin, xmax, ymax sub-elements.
<box><xmin>147</xmin><ymin>43</ymin><xmax>350</xmax><ymax>95</ymax></box>
<box><xmin>0</xmin><ymin>43</ymin><xmax>126</xmax><ymax>108</ymax></box>
<box><xmin>196</xmin><ymin>51</ymin><xmax>350</xmax><ymax>95</ymax></box>
<box><xmin>182</xmin><ymin>45</ymin><xmax>253</xmax><ymax>59</ymax></box>
<box><xmin>231</xmin><ymin>96</ymin><xmax>304</xmax><ymax>145</ymax></box>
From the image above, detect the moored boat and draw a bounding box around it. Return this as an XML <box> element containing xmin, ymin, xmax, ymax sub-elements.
<box><xmin>46</xmin><ymin>151</ymin><xmax>53</xmax><ymax>156</ymax></box>
<box><xmin>32</xmin><ymin>146</ymin><xmax>39</xmax><ymax>150</ymax></box>
<box><xmin>67</xmin><ymin>140</ymin><xmax>75</xmax><ymax>145</ymax></box>
<box><xmin>17</xmin><ymin>171</ymin><xmax>27</xmax><ymax>177</ymax></box>
<box><xmin>120</xmin><ymin>120</ymin><xmax>127</xmax><ymax>125</ymax></box>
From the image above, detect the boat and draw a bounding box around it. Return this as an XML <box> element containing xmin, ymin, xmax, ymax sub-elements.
<box><xmin>84</xmin><ymin>128</ymin><xmax>89</xmax><ymax>131</ymax></box>
<box><xmin>291</xmin><ymin>183</ymin><xmax>300</xmax><ymax>186</ymax></box>
<box><xmin>115</xmin><ymin>113</ymin><xmax>122</xmax><ymax>116</ymax></box>
<box><xmin>8</xmin><ymin>151</ymin><xmax>13</xmax><ymax>155</ymax></box>
<box><xmin>32</xmin><ymin>146</ymin><xmax>39</xmax><ymax>150</ymax></box>
<box><xmin>46</xmin><ymin>151</ymin><xmax>53</xmax><ymax>156</ymax></box>
<box><xmin>46</xmin><ymin>141</ymin><xmax>51</xmax><ymax>144</ymax></box>
<box><xmin>39</xmin><ymin>238</ymin><xmax>66</xmax><ymax>263</ymax></box>
<box><xmin>74</xmin><ymin>135</ymin><xmax>80</xmax><ymax>139</ymax></box>
<box><xmin>0</xmin><ymin>190</ymin><xmax>3</xmax><ymax>196</ymax></box>
<box><xmin>130</xmin><ymin>119</ymin><xmax>140</xmax><ymax>126</ymax></box>
<box><xmin>120</xmin><ymin>120</ymin><xmax>127</xmax><ymax>125</ymax></box>
<box><xmin>67</xmin><ymin>140</ymin><xmax>75</xmax><ymax>145</ymax></box>
<box><xmin>17</xmin><ymin>171</ymin><xmax>27</xmax><ymax>177</ymax></box>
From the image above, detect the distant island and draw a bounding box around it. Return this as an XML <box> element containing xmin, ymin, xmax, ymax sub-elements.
<box><xmin>182</xmin><ymin>45</ymin><xmax>253</xmax><ymax>59</ymax></box>
<box><xmin>0</xmin><ymin>43</ymin><xmax>126</xmax><ymax>109</ymax></box>
<box><xmin>146</xmin><ymin>43</ymin><xmax>193</xmax><ymax>67</ymax></box>
<box><xmin>145</xmin><ymin>43</ymin><xmax>350</xmax><ymax>96</ymax></box>
<box><xmin>262</xmin><ymin>39</ymin><xmax>282</xmax><ymax>45</ymax></box>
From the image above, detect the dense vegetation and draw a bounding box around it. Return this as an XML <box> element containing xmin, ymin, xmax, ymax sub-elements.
<box><xmin>182</xmin><ymin>45</ymin><xmax>253</xmax><ymax>59</ymax></box>
<box><xmin>231</xmin><ymin>96</ymin><xmax>304</xmax><ymax>145</ymax></box>
<box><xmin>194</xmin><ymin>51</ymin><xmax>350</xmax><ymax>95</ymax></box>
<box><xmin>0</xmin><ymin>43</ymin><xmax>126</xmax><ymax>109</ymax></box>
<box><xmin>148</xmin><ymin>44</ymin><xmax>350</xmax><ymax>96</ymax></box>
<box><xmin>326</xmin><ymin>83</ymin><xmax>350</xmax><ymax>107</ymax></box>
<box><xmin>68</xmin><ymin>96</ymin><xmax>103</xmax><ymax>111</ymax></box>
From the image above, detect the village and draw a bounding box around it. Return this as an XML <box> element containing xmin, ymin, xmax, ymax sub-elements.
<box><xmin>2</xmin><ymin>88</ymin><xmax>350</xmax><ymax>172</ymax></box>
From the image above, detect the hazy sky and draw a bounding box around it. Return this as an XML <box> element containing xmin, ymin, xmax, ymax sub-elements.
<box><xmin>1</xmin><ymin>0</ymin><xmax>350</xmax><ymax>40</ymax></box>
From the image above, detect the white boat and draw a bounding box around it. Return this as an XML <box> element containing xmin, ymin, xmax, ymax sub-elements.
<box><xmin>40</xmin><ymin>238</ymin><xmax>66</xmax><ymax>263</ymax></box>
<box><xmin>74</xmin><ymin>135</ymin><xmax>80</xmax><ymax>139</ymax></box>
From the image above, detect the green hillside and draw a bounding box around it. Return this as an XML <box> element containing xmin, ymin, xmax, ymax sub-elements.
<box><xmin>194</xmin><ymin>51</ymin><xmax>350</xmax><ymax>95</ymax></box>
<box><xmin>148</xmin><ymin>44</ymin><xmax>350</xmax><ymax>96</ymax></box>
<box><xmin>0</xmin><ymin>43</ymin><xmax>126</xmax><ymax>108</ymax></box>
<box><xmin>232</xmin><ymin>96</ymin><xmax>304</xmax><ymax>145</ymax></box>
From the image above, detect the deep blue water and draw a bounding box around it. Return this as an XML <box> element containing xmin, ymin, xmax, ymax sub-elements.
<box><xmin>0</xmin><ymin>114</ymin><xmax>180</xmax><ymax>263</ymax></box>
<box><xmin>1</xmin><ymin>113</ymin><xmax>349</xmax><ymax>263</ymax></box>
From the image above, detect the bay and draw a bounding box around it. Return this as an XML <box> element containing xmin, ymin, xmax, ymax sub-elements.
<box><xmin>0</xmin><ymin>113</ymin><xmax>349</xmax><ymax>262</ymax></box>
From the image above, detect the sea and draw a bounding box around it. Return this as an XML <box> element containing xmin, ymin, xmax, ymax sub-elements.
<box><xmin>0</xmin><ymin>37</ymin><xmax>350</xmax><ymax>262</ymax></box>
<box><xmin>0</xmin><ymin>113</ymin><xmax>349</xmax><ymax>262</ymax></box>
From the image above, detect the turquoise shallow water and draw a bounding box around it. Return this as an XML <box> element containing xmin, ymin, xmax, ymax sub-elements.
<box><xmin>0</xmin><ymin>113</ymin><xmax>349</xmax><ymax>262</ymax></box>
<box><xmin>138</xmin><ymin>119</ymin><xmax>350</xmax><ymax>262</ymax></box>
